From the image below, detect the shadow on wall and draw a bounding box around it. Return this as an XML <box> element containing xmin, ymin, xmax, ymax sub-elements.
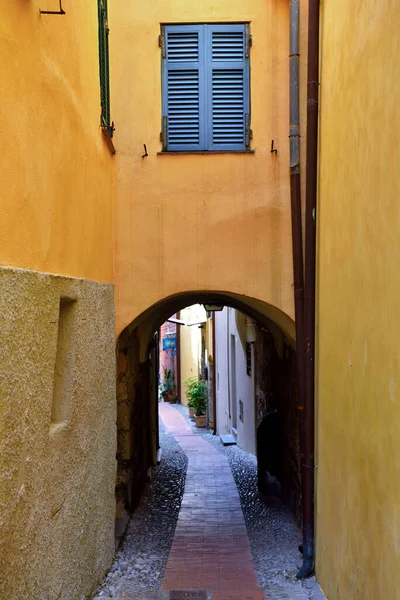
<box><xmin>115</xmin><ymin>327</ymin><xmax>154</xmax><ymax>542</ymax></box>
<box><xmin>255</xmin><ymin>327</ymin><xmax>302</xmax><ymax>525</ymax></box>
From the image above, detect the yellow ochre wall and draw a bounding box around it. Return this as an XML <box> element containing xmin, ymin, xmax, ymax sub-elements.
<box><xmin>179</xmin><ymin>305</ymin><xmax>206</xmax><ymax>404</ymax></box>
<box><xmin>0</xmin><ymin>0</ymin><xmax>114</xmax><ymax>283</ymax></box>
<box><xmin>111</xmin><ymin>0</ymin><xmax>309</xmax><ymax>335</ymax></box>
<box><xmin>316</xmin><ymin>2</ymin><xmax>400</xmax><ymax>598</ymax></box>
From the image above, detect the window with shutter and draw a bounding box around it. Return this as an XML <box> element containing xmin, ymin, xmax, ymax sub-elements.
<box><xmin>98</xmin><ymin>0</ymin><xmax>112</xmax><ymax>133</ymax></box>
<box><xmin>161</xmin><ymin>23</ymin><xmax>251</xmax><ymax>152</ymax></box>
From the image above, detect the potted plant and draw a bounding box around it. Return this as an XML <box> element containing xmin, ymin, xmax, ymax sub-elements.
<box><xmin>162</xmin><ymin>368</ymin><xmax>177</xmax><ymax>403</ymax></box>
<box><xmin>184</xmin><ymin>377</ymin><xmax>207</xmax><ymax>427</ymax></box>
<box><xmin>184</xmin><ymin>377</ymin><xmax>196</xmax><ymax>417</ymax></box>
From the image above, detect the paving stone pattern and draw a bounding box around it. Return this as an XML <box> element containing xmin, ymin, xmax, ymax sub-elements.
<box><xmin>172</xmin><ymin>404</ymin><xmax>326</xmax><ymax>600</ymax></box>
<box><xmin>160</xmin><ymin>403</ymin><xmax>264</xmax><ymax>600</ymax></box>
<box><xmin>93</xmin><ymin>403</ymin><xmax>325</xmax><ymax>600</ymax></box>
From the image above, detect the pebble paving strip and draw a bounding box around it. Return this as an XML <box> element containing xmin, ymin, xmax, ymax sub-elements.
<box><xmin>92</xmin><ymin>421</ymin><xmax>188</xmax><ymax>598</ymax></box>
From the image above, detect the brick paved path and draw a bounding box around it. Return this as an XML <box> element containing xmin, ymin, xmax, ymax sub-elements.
<box><xmin>159</xmin><ymin>403</ymin><xmax>264</xmax><ymax>600</ymax></box>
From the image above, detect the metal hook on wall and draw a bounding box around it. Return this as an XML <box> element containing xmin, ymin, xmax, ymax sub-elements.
<box><xmin>40</xmin><ymin>0</ymin><xmax>65</xmax><ymax>15</ymax></box>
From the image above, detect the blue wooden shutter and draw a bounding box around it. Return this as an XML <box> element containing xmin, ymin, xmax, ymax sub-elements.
<box><xmin>162</xmin><ymin>25</ymin><xmax>206</xmax><ymax>151</ymax></box>
<box><xmin>206</xmin><ymin>24</ymin><xmax>250</xmax><ymax>151</ymax></box>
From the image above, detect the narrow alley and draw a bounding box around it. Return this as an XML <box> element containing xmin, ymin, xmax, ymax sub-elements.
<box><xmin>93</xmin><ymin>405</ymin><xmax>324</xmax><ymax>600</ymax></box>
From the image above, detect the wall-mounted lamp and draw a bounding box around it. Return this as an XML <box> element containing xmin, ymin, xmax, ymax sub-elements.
<box><xmin>203</xmin><ymin>303</ymin><xmax>224</xmax><ymax>312</ymax></box>
<box><xmin>40</xmin><ymin>0</ymin><xmax>65</xmax><ymax>15</ymax></box>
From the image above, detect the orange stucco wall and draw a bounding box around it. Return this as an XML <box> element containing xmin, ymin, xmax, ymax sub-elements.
<box><xmin>111</xmin><ymin>0</ymin><xmax>308</xmax><ymax>334</ymax></box>
<box><xmin>0</xmin><ymin>0</ymin><xmax>114</xmax><ymax>283</ymax></box>
<box><xmin>316</xmin><ymin>1</ymin><xmax>400</xmax><ymax>597</ymax></box>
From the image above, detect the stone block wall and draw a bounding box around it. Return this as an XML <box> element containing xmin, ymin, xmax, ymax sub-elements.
<box><xmin>115</xmin><ymin>327</ymin><xmax>155</xmax><ymax>540</ymax></box>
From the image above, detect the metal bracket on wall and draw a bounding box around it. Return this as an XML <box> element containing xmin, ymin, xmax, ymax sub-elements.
<box><xmin>271</xmin><ymin>140</ymin><xmax>278</xmax><ymax>154</ymax></box>
<box><xmin>40</xmin><ymin>0</ymin><xmax>65</xmax><ymax>15</ymax></box>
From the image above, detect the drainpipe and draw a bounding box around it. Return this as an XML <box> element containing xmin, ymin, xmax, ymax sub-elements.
<box><xmin>212</xmin><ymin>312</ymin><xmax>217</xmax><ymax>434</ymax></box>
<box><xmin>288</xmin><ymin>0</ymin><xmax>308</xmax><ymax>575</ymax></box>
<box><xmin>176</xmin><ymin>313</ymin><xmax>181</xmax><ymax>402</ymax></box>
<box><xmin>296</xmin><ymin>0</ymin><xmax>320</xmax><ymax>579</ymax></box>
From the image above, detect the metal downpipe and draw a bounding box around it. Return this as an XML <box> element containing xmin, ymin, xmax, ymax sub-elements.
<box><xmin>288</xmin><ymin>0</ymin><xmax>313</xmax><ymax>578</ymax></box>
<box><xmin>296</xmin><ymin>0</ymin><xmax>320</xmax><ymax>579</ymax></box>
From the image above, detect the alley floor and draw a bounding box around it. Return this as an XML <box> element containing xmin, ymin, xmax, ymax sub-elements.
<box><xmin>93</xmin><ymin>404</ymin><xmax>325</xmax><ymax>600</ymax></box>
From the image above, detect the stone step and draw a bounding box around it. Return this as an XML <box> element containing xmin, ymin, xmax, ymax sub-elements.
<box><xmin>219</xmin><ymin>434</ymin><xmax>237</xmax><ymax>445</ymax></box>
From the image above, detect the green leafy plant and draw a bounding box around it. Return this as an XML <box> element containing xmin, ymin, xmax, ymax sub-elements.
<box><xmin>161</xmin><ymin>368</ymin><xmax>176</xmax><ymax>400</ymax></box>
<box><xmin>184</xmin><ymin>377</ymin><xmax>207</xmax><ymax>416</ymax></box>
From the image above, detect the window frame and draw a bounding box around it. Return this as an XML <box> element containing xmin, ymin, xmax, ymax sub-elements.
<box><xmin>161</xmin><ymin>22</ymin><xmax>251</xmax><ymax>153</ymax></box>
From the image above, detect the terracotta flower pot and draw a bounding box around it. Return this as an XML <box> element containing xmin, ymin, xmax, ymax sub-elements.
<box><xmin>167</xmin><ymin>391</ymin><xmax>177</xmax><ymax>404</ymax></box>
<box><xmin>195</xmin><ymin>414</ymin><xmax>206</xmax><ymax>428</ymax></box>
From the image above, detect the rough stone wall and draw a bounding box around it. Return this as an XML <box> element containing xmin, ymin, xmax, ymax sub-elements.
<box><xmin>255</xmin><ymin>326</ymin><xmax>302</xmax><ymax>524</ymax></box>
<box><xmin>0</xmin><ymin>267</ymin><xmax>116</xmax><ymax>600</ymax></box>
<box><xmin>116</xmin><ymin>328</ymin><xmax>154</xmax><ymax>539</ymax></box>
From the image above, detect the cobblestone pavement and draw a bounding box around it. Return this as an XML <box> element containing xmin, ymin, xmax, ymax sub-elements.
<box><xmin>172</xmin><ymin>404</ymin><xmax>325</xmax><ymax>600</ymax></box>
<box><xmin>92</xmin><ymin>403</ymin><xmax>325</xmax><ymax>600</ymax></box>
<box><xmin>160</xmin><ymin>402</ymin><xmax>263</xmax><ymax>600</ymax></box>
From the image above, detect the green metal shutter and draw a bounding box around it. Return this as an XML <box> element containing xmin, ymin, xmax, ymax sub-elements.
<box><xmin>98</xmin><ymin>0</ymin><xmax>111</xmax><ymax>128</ymax></box>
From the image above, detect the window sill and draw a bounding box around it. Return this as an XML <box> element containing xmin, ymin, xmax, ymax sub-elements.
<box><xmin>101</xmin><ymin>127</ymin><xmax>116</xmax><ymax>155</ymax></box>
<box><xmin>50</xmin><ymin>422</ymin><xmax>67</xmax><ymax>436</ymax></box>
<box><xmin>157</xmin><ymin>150</ymin><xmax>255</xmax><ymax>156</ymax></box>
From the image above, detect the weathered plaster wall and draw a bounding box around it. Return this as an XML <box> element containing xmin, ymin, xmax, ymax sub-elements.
<box><xmin>0</xmin><ymin>267</ymin><xmax>116</xmax><ymax>600</ymax></box>
<box><xmin>0</xmin><ymin>0</ymin><xmax>114</xmax><ymax>283</ymax></box>
<box><xmin>111</xmin><ymin>0</ymin><xmax>309</xmax><ymax>335</ymax></box>
<box><xmin>234</xmin><ymin>310</ymin><xmax>257</xmax><ymax>455</ymax></box>
<box><xmin>316</xmin><ymin>2</ymin><xmax>400</xmax><ymax>597</ymax></box>
<box><xmin>215</xmin><ymin>308</ymin><xmax>256</xmax><ymax>455</ymax></box>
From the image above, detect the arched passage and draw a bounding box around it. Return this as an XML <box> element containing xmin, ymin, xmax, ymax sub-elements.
<box><xmin>114</xmin><ymin>291</ymin><xmax>301</xmax><ymax>543</ymax></box>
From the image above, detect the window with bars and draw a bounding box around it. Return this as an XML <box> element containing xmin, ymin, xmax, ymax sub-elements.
<box><xmin>161</xmin><ymin>24</ymin><xmax>251</xmax><ymax>152</ymax></box>
<box><xmin>97</xmin><ymin>0</ymin><xmax>112</xmax><ymax>134</ymax></box>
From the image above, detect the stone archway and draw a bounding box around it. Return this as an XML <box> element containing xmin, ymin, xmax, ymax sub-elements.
<box><xmin>114</xmin><ymin>290</ymin><xmax>300</xmax><ymax>542</ymax></box>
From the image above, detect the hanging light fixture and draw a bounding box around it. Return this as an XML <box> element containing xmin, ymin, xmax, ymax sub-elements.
<box><xmin>203</xmin><ymin>303</ymin><xmax>224</xmax><ymax>312</ymax></box>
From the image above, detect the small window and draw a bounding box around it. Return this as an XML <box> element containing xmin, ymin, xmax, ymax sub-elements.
<box><xmin>246</xmin><ymin>341</ymin><xmax>252</xmax><ymax>377</ymax></box>
<box><xmin>50</xmin><ymin>298</ymin><xmax>77</xmax><ymax>433</ymax></box>
<box><xmin>97</xmin><ymin>0</ymin><xmax>112</xmax><ymax>133</ymax></box>
<box><xmin>161</xmin><ymin>23</ymin><xmax>251</xmax><ymax>152</ymax></box>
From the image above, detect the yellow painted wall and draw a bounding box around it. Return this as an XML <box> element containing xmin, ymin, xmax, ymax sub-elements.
<box><xmin>111</xmin><ymin>0</ymin><xmax>309</xmax><ymax>335</ymax></box>
<box><xmin>316</xmin><ymin>2</ymin><xmax>400</xmax><ymax>598</ymax></box>
<box><xmin>179</xmin><ymin>305</ymin><xmax>206</xmax><ymax>404</ymax></box>
<box><xmin>0</xmin><ymin>0</ymin><xmax>114</xmax><ymax>283</ymax></box>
